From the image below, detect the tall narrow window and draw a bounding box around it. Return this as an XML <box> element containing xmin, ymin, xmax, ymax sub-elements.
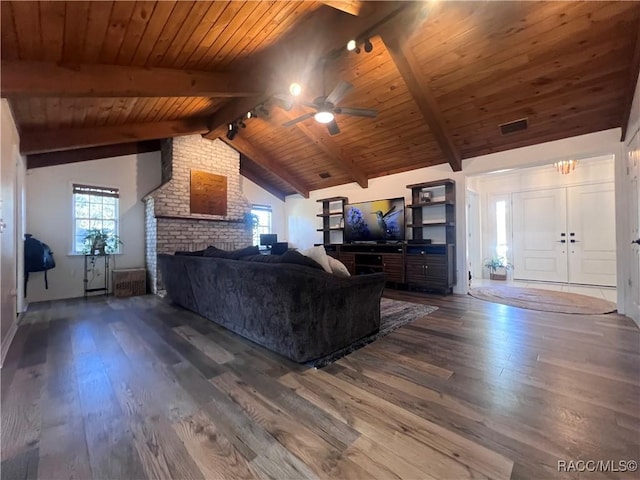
<box><xmin>496</xmin><ymin>200</ymin><xmax>508</xmax><ymax>259</ymax></box>
<box><xmin>251</xmin><ymin>204</ymin><xmax>272</xmax><ymax>246</ymax></box>
<box><xmin>73</xmin><ymin>184</ymin><xmax>120</xmax><ymax>254</ymax></box>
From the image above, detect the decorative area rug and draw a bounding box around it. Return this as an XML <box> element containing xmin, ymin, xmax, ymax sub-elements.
<box><xmin>306</xmin><ymin>298</ymin><xmax>438</xmax><ymax>369</ymax></box>
<box><xmin>468</xmin><ymin>286</ymin><xmax>616</xmax><ymax>314</ymax></box>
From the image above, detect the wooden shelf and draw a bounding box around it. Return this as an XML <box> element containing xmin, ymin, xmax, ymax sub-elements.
<box><xmin>316</xmin><ymin>196</ymin><xmax>348</xmax><ymax>203</ymax></box>
<box><xmin>316</xmin><ymin>211</ymin><xmax>343</xmax><ymax>217</ymax></box>
<box><xmin>407</xmin><ymin>200</ymin><xmax>453</xmax><ymax>208</ymax></box>
<box><xmin>318</xmin><ymin>197</ymin><xmax>348</xmax><ymax>244</ymax></box>
<box><xmin>406</xmin><ymin>179</ymin><xmax>455</xmax><ymax>189</ymax></box>
<box><xmin>407</xmin><ymin>222</ymin><xmax>454</xmax><ymax>227</ymax></box>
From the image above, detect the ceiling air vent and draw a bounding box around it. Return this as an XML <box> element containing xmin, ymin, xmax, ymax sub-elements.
<box><xmin>499</xmin><ymin>118</ymin><xmax>528</xmax><ymax>135</ymax></box>
<box><xmin>318</xmin><ymin>172</ymin><xmax>331</xmax><ymax>179</ymax></box>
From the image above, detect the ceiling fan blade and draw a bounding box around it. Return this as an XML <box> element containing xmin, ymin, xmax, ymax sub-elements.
<box><xmin>300</xmin><ymin>100</ymin><xmax>319</xmax><ymax>109</ymax></box>
<box><xmin>336</xmin><ymin>106</ymin><xmax>378</xmax><ymax>118</ymax></box>
<box><xmin>326</xmin><ymin>81</ymin><xmax>353</xmax><ymax>106</ymax></box>
<box><xmin>282</xmin><ymin>112</ymin><xmax>315</xmax><ymax>127</ymax></box>
<box><xmin>326</xmin><ymin>119</ymin><xmax>340</xmax><ymax>136</ymax></box>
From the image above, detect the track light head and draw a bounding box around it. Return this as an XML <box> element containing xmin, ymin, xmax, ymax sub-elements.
<box><xmin>226</xmin><ymin>122</ymin><xmax>238</xmax><ymax>140</ymax></box>
<box><xmin>363</xmin><ymin>38</ymin><xmax>373</xmax><ymax>53</ymax></box>
<box><xmin>346</xmin><ymin>39</ymin><xmax>357</xmax><ymax>51</ymax></box>
<box><xmin>246</xmin><ymin>111</ymin><xmax>253</xmax><ymax>119</ymax></box>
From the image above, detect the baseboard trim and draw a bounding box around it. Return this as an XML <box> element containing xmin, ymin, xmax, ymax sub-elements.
<box><xmin>0</xmin><ymin>313</ymin><xmax>22</xmax><ymax>368</ymax></box>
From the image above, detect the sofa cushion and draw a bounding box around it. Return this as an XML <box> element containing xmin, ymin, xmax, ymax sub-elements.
<box><xmin>300</xmin><ymin>246</ymin><xmax>332</xmax><ymax>273</ymax></box>
<box><xmin>175</xmin><ymin>249</ymin><xmax>206</xmax><ymax>256</ymax></box>
<box><xmin>241</xmin><ymin>250</ymin><xmax>324</xmax><ymax>270</ymax></box>
<box><xmin>328</xmin><ymin>256</ymin><xmax>351</xmax><ymax>278</ymax></box>
<box><xmin>241</xmin><ymin>254</ymin><xmax>283</xmax><ymax>264</ymax></box>
<box><xmin>203</xmin><ymin>245</ymin><xmax>259</xmax><ymax>260</ymax></box>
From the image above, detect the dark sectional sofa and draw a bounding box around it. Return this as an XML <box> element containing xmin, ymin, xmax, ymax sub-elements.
<box><xmin>158</xmin><ymin>251</ymin><xmax>386</xmax><ymax>363</ymax></box>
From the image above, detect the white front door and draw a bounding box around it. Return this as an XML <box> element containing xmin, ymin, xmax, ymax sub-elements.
<box><xmin>513</xmin><ymin>188</ymin><xmax>568</xmax><ymax>282</ymax></box>
<box><xmin>567</xmin><ymin>182</ymin><xmax>617</xmax><ymax>286</ymax></box>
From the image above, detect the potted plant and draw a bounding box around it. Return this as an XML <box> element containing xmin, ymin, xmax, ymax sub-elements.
<box><xmin>82</xmin><ymin>228</ymin><xmax>122</xmax><ymax>255</ymax></box>
<box><xmin>484</xmin><ymin>255</ymin><xmax>513</xmax><ymax>280</ymax></box>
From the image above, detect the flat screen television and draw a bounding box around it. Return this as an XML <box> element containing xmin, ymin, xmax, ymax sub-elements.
<box><xmin>343</xmin><ymin>197</ymin><xmax>405</xmax><ymax>243</ymax></box>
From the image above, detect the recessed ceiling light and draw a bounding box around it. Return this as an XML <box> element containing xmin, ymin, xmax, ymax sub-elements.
<box><xmin>289</xmin><ymin>82</ymin><xmax>302</xmax><ymax>97</ymax></box>
<box><xmin>314</xmin><ymin>110</ymin><xmax>334</xmax><ymax>124</ymax></box>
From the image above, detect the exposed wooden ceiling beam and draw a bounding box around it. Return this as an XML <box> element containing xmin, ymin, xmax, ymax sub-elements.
<box><xmin>320</xmin><ymin>1</ymin><xmax>363</xmax><ymax>16</ymax></box>
<box><xmin>240</xmin><ymin>156</ymin><xmax>288</xmax><ymax>202</ymax></box>
<box><xmin>1</xmin><ymin>60</ymin><xmax>264</xmax><ymax>98</ymax></box>
<box><xmin>381</xmin><ymin>33</ymin><xmax>463</xmax><ymax>172</ymax></box>
<box><xmin>621</xmin><ymin>19</ymin><xmax>640</xmax><ymax>141</ymax></box>
<box><xmin>279</xmin><ymin>106</ymin><xmax>368</xmax><ymax>188</ymax></box>
<box><xmin>21</xmin><ymin>118</ymin><xmax>209</xmax><ymax>155</ymax></box>
<box><xmin>219</xmin><ymin>135</ymin><xmax>310</xmax><ymax>198</ymax></box>
<box><xmin>26</xmin><ymin>140</ymin><xmax>161</xmax><ymax>169</ymax></box>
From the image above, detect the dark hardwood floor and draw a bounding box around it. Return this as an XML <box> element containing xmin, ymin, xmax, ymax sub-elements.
<box><xmin>1</xmin><ymin>291</ymin><xmax>638</xmax><ymax>479</ymax></box>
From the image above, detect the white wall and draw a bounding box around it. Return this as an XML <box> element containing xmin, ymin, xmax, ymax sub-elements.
<box><xmin>285</xmin><ymin>128</ymin><xmax>624</xmax><ymax>295</ymax></box>
<box><xmin>240</xmin><ymin>177</ymin><xmax>286</xmax><ymax>240</ymax></box>
<box><xmin>26</xmin><ymin>152</ymin><xmax>161</xmax><ymax>302</ymax></box>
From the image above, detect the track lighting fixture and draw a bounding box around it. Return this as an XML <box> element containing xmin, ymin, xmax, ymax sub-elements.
<box><xmin>246</xmin><ymin>111</ymin><xmax>253</xmax><ymax>119</ymax></box>
<box><xmin>226</xmin><ymin>123</ymin><xmax>238</xmax><ymax>140</ymax></box>
<box><xmin>346</xmin><ymin>39</ymin><xmax>360</xmax><ymax>54</ymax></box>
<box><xmin>346</xmin><ymin>38</ymin><xmax>373</xmax><ymax>55</ymax></box>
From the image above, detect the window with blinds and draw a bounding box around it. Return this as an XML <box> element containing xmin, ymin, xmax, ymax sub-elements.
<box><xmin>251</xmin><ymin>204</ymin><xmax>272</xmax><ymax>246</ymax></box>
<box><xmin>72</xmin><ymin>184</ymin><xmax>120</xmax><ymax>254</ymax></box>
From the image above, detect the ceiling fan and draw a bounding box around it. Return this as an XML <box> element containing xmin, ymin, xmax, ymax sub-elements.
<box><xmin>276</xmin><ymin>80</ymin><xmax>378</xmax><ymax>136</ymax></box>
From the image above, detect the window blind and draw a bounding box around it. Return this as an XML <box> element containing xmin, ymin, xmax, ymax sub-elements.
<box><xmin>73</xmin><ymin>184</ymin><xmax>119</xmax><ymax>198</ymax></box>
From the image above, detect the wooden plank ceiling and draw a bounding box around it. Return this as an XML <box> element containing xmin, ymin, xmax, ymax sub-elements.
<box><xmin>2</xmin><ymin>1</ymin><xmax>639</xmax><ymax>197</ymax></box>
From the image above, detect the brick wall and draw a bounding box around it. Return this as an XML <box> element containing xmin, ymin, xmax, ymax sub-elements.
<box><xmin>145</xmin><ymin>135</ymin><xmax>253</xmax><ymax>293</ymax></box>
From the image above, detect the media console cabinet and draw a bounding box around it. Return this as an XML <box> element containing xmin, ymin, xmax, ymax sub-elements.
<box><xmin>325</xmin><ymin>243</ymin><xmax>455</xmax><ymax>294</ymax></box>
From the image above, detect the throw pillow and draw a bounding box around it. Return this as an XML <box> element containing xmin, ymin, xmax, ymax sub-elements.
<box><xmin>328</xmin><ymin>256</ymin><xmax>351</xmax><ymax>278</ymax></box>
<box><xmin>300</xmin><ymin>246</ymin><xmax>332</xmax><ymax>273</ymax></box>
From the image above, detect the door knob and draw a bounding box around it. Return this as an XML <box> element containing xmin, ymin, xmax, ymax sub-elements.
<box><xmin>633</xmin><ymin>238</ymin><xmax>640</xmax><ymax>245</ymax></box>
<box><xmin>557</xmin><ymin>239</ymin><xmax>566</xmax><ymax>243</ymax></box>
<box><xmin>570</xmin><ymin>239</ymin><xmax>580</xmax><ymax>243</ymax></box>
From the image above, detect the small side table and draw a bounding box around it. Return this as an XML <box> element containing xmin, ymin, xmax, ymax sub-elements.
<box><xmin>84</xmin><ymin>254</ymin><xmax>109</xmax><ymax>298</ymax></box>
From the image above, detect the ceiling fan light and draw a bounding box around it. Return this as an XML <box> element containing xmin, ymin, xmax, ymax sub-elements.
<box><xmin>314</xmin><ymin>110</ymin><xmax>334</xmax><ymax>124</ymax></box>
<box><xmin>289</xmin><ymin>82</ymin><xmax>302</xmax><ymax>97</ymax></box>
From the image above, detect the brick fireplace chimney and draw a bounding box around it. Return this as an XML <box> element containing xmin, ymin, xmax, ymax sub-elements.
<box><xmin>144</xmin><ymin>135</ymin><xmax>253</xmax><ymax>293</ymax></box>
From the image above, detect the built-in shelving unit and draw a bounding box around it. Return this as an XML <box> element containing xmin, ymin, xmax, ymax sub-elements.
<box><xmin>405</xmin><ymin>179</ymin><xmax>456</xmax><ymax>294</ymax></box>
<box><xmin>317</xmin><ymin>196</ymin><xmax>348</xmax><ymax>244</ymax></box>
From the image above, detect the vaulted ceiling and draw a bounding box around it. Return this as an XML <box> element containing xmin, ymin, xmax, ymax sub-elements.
<box><xmin>2</xmin><ymin>1</ymin><xmax>640</xmax><ymax>198</ymax></box>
